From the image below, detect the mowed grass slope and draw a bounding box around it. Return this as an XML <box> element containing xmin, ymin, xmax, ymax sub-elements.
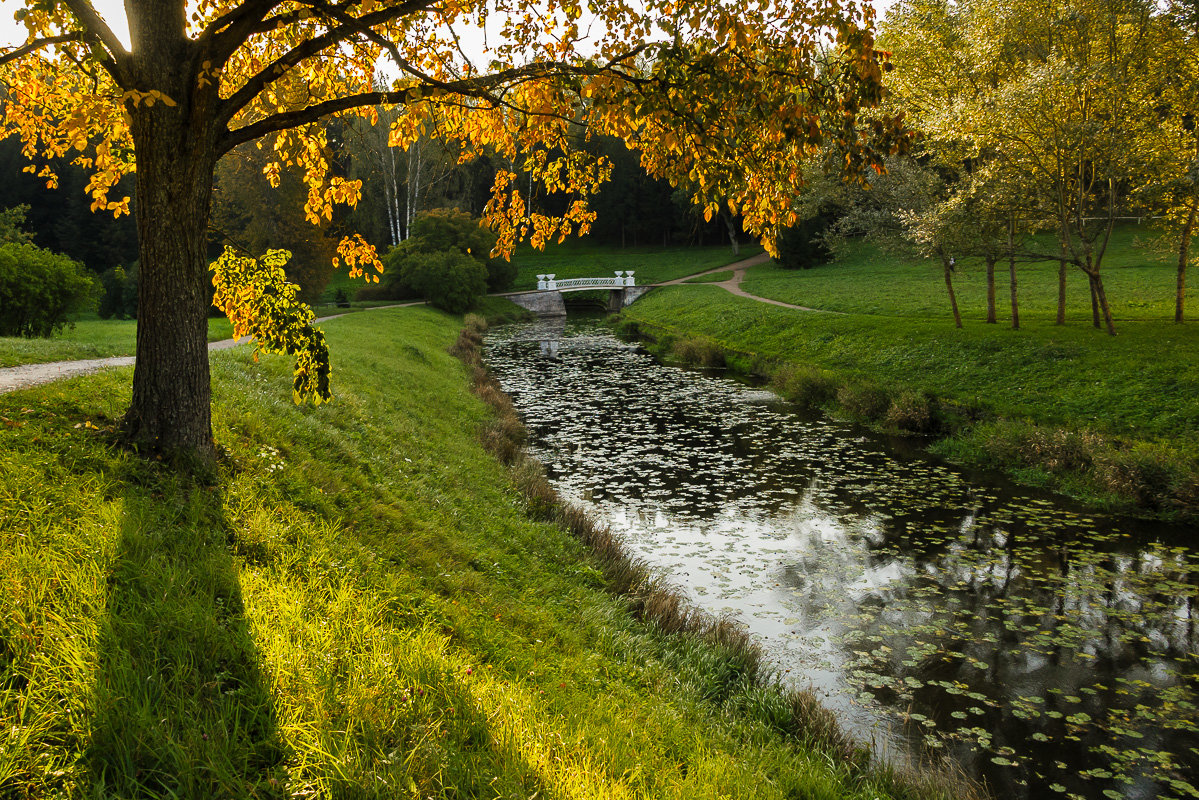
<box><xmin>739</xmin><ymin>228</ymin><xmax>1196</xmax><ymax>321</ymax></box>
<box><xmin>0</xmin><ymin>307</ymin><xmax>934</xmax><ymax>799</ymax></box>
<box><xmin>626</xmin><ymin>286</ymin><xmax>1199</xmax><ymax>446</ymax></box>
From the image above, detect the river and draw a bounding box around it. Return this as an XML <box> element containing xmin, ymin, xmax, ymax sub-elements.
<box><xmin>483</xmin><ymin>316</ymin><xmax>1198</xmax><ymax>800</ymax></box>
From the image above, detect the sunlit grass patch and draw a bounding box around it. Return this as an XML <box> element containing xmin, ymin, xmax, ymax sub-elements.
<box><xmin>0</xmin><ymin>306</ymin><xmax>960</xmax><ymax>799</ymax></box>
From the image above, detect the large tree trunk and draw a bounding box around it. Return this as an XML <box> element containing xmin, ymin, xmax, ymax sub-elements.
<box><xmin>985</xmin><ymin>255</ymin><xmax>997</xmax><ymax>323</ymax></box>
<box><xmin>1177</xmin><ymin>200</ymin><xmax>1196</xmax><ymax>323</ymax></box>
<box><xmin>120</xmin><ymin>23</ymin><xmax>221</xmax><ymax>459</ymax></box>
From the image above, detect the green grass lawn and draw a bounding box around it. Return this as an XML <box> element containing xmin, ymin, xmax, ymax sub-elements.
<box><xmin>627</xmin><ymin>287</ymin><xmax>1199</xmax><ymax>446</ymax></box>
<box><xmin>0</xmin><ymin>308</ymin><xmax>946</xmax><ymax>800</ymax></box>
<box><xmin>509</xmin><ymin>241</ymin><xmax>763</xmax><ymax>290</ymax></box>
<box><xmin>740</xmin><ymin>227</ymin><xmax>1195</xmax><ymax>322</ymax></box>
<box><xmin>0</xmin><ymin>315</ymin><xmax>234</xmax><ymax>368</ymax></box>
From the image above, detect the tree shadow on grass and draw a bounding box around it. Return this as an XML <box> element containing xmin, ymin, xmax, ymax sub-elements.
<box><xmin>86</xmin><ymin>471</ymin><xmax>289</xmax><ymax>798</ymax></box>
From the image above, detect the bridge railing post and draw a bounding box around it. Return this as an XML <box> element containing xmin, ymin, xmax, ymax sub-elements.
<box><xmin>537</xmin><ymin>274</ymin><xmax>547</xmax><ymax>290</ymax></box>
<box><xmin>625</xmin><ymin>271</ymin><xmax>635</xmax><ymax>287</ymax></box>
<box><xmin>546</xmin><ymin>274</ymin><xmax>557</xmax><ymax>290</ymax></box>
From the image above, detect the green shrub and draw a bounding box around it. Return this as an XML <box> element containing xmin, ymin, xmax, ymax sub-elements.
<box><xmin>774</xmin><ymin>213</ymin><xmax>834</xmax><ymax>270</ymax></box>
<box><xmin>410</xmin><ymin>208</ymin><xmax>516</xmax><ymax>291</ymax></box>
<box><xmin>402</xmin><ymin>249</ymin><xmax>488</xmax><ymax>313</ymax></box>
<box><xmin>98</xmin><ymin>264</ymin><xmax>139</xmax><ymax>319</ymax></box>
<box><xmin>0</xmin><ymin>242</ymin><xmax>94</xmax><ymax>337</ymax></box>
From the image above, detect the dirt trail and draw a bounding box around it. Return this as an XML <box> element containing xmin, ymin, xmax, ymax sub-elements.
<box><xmin>0</xmin><ymin>303</ymin><xmax>420</xmax><ymax>395</ymax></box>
<box><xmin>664</xmin><ymin>252</ymin><xmax>831</xmax><ymax>313</ymax></box>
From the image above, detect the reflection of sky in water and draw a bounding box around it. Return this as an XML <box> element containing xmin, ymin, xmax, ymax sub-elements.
<box><xmin>485</xmin><ymin>319</ymin><xmax>1199</xmax><ymax>799</ymax></box>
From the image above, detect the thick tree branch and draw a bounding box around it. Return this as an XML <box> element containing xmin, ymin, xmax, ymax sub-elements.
<box><xmin>215</xmin><ymin>0</ymin><xmax>439</xmax><ymax>127</ymax></box>
<box><xmin>201</xmin><ymin>0</ymin><xmax>288</xmax><ymax>68</ymax></box>
<box><xmin>0</xmin><ymin>34</ymin><xmax>83</xmax><ymax>67</ymax></box>
<box><xmin>217</xmin><ymin>54</ymin><xmax>650</xmax><ymax>155</ymax></box>
<box><xmin>59</xmin><ymin>0</ymin><xmax>129</xmax><ymax>61</ymax></box>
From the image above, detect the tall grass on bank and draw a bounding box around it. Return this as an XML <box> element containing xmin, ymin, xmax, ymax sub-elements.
<box><xmin>0</xmin><ymin>306</ymin><xmax>970</xmax><ymax>799</ymax></box>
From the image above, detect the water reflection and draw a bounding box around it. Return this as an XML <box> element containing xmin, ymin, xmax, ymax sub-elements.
<box><xmin>484</xmin><ymin>319</ymin><xmax>1199</xmax><ymax>800</ymax></box>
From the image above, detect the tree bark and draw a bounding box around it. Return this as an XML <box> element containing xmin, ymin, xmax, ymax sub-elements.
<box><xmin>720</xmin><ymin>210</ymin><xmax>739</xmax><ymax>256</ymax></box>
<box><xmin>120</xmin><ymin>20</ymin><xmax>221</xmax><ymax>459</ymax></box>
<box><xmin>1057</xmin><ymin>258</ymin><xmax>1067</xmax><ymax>325</ymax></box>
<box><xmin>1177</xmin><ymin>200</ymin><xmax>1196</xmax><ymax>323</ymax></box>
<box><xmin>1090</xmin><ymin>277</ymin><xmax>1101</xmax><ymax>329</ymax></box>
<box><xmin>985</xmin><ymin>255</ymin><xmax>997</xmax><ymax>323</ymax></box>
<box><xmin>942</xmin><ymin>254</ymin><xmax>962</xmax><ymax>329</ymax></box>
<box><xmin>1085</xmin><ymin>268</ymin><xmax>1117</xmax><ymax>335</ymax></box>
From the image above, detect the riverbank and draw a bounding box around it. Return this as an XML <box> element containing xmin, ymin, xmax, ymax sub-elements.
<box><xmin>0</xmin><ymin>306</ymin><xmax>963</xmax><ymax>798</ymax></box>
<box><xmin>618</xmin><ymin>269</ymin><xmax>1199</xmax><ymax>521</ymax></box>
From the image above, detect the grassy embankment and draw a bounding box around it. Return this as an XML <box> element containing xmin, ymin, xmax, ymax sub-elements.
<box><xmin>0</xmin><ymin>315</ymin><xmax>233</xmax><ymax>368</ymax></box>
<box><xmin>0</xmin><ymin>305</ymin><xmax>963</xmax><ymax>799</ymax></box>
<box><xmin>619</xmin><ymin>227</ymin><xmax>1199</xmax><ymax>519</ymax></box>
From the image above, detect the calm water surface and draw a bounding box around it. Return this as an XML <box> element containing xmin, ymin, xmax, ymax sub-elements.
<box><xmin>483</xmin><ymin>317</ymin><xmax>1198</xmax><ymax>800</ymax></box>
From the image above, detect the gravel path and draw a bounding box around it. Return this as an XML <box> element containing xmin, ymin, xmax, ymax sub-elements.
<box><xmin>663</xmin><ymin>252</ymin><xmax>832</xmax><ymax>312</ymax></box>
<box><xmin>0</xmin><ymin>303</ymin><xmax>420</xmax><ymax>396</ymax></box>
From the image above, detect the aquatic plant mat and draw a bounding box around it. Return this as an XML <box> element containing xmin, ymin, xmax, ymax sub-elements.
<box><xmin>0</xmin><ymin>306</ymin><xmax>964</xmax><ymax>799</ymax></box>
<box><xmin>482</xmin><ymin>318</ymin><xmax>1199</xmax><ymax>800</ymax></box>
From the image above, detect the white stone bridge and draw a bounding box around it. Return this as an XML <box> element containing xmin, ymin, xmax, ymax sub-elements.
<box><xmin>503</xmin><ymin>271</ymin><xmax>653</xmax><ymax>316</ymax></box>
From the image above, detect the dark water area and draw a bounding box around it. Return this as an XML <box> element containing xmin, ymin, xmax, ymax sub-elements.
<box><xmin>483</xmin><ymin>317</ymin><xmax>1199</xmax><ymax>800</ymax></box>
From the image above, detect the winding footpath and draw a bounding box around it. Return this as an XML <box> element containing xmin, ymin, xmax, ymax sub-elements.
<box><xmin>663</xmin><ymin>251</ymin><xmax>833</xmax><ymax>312</ymax></box>
<box><xmin>1</xmin><ymin>252</ymin><xmax>825</xmax><ymax>395</ymax></box>
<box><xmin>0</xmin><ymin>305</ymin><xmax>417</xmax><ymax>395</ymax></box>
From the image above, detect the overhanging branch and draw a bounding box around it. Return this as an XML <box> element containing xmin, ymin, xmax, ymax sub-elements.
<box><xmin>0</xmin><ymin>34</ymin><xmax>86</xmax><ymax>67</ymax></box>
<box><xmin>59</xmin><ymin>0</ymin><xmax>129</xmax><ymax>62</ymax></box>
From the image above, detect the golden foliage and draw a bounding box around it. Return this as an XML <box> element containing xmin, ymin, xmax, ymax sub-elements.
<box><xmin>0</xmin><ymin>0</ymin><xmax>911</xmax><ymax>265</ymax></box>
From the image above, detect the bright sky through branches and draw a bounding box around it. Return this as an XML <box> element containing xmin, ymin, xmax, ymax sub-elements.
<box><xmin>0</xmin><ymin>0</ymin><xmax>898</xmax><ymax>52</ymax></box>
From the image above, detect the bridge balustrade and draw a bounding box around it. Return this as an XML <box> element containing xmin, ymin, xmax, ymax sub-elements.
<box><xmin>536</xmin><ymin>271</ymin><xmax>636</xmax><ymax>291</ymax></box>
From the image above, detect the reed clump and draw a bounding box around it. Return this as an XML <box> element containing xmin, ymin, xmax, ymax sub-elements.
<box><xmin>671</xmin><ymin>335</ymin><xmax>727</xmax><ymax>369</ymax></box>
